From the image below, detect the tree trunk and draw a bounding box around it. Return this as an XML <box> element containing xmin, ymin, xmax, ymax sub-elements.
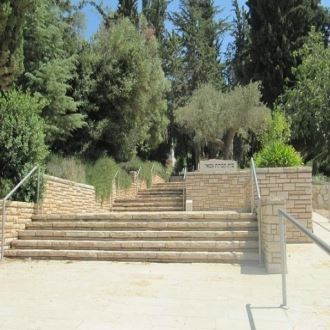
<box><xmin>222</xmin><ymin>128</ymin><xmax>236</xmax><ymax>160</ymax></box>
<box><xmin>193</xmin><ymin>143</ymin><xmax>200</xmax><ymax>171</ymax></box>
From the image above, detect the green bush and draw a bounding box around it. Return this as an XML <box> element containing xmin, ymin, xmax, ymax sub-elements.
<box><xmin>0</xmin><ymin>90</ymin><xmax>48</xmax><ymax>201</ymax></box>
<box><xmin>120</xmin><ymin>157</ymin><xmax>170</xmax><ymax>187</ymax></box>
<box><xmin>151</xmin><ymin>161</ymin><xmax>171</xmax><ymax>182</ymax></box>
<box><xmin>46</xmin><ymin>154</ymin><xmax>86</xmax><ymax>183</ymax></box>
<box><xmin>255</xmin><ymin>141</ymin><xmax>303</xmax><ymax>168</ymax></box>
<box><xmin>86</xmin><ymin>157</ymin><xmax>119</xmax><ymax>202</ymax></box>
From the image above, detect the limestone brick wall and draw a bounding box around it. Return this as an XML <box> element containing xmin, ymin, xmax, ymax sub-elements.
<box><xmin>0</xmin><ymin>201</ymin><xmax>35</xmax><ymax>252</ymax></box>
<box><xmin>260</xmin><ymin>199</ymin><xmax>285</xmax><ymax>274</ymax></box>
<box><xmin>185</xmin><ymin>171</ymin><xmax>251</xmax><ymax>211</ymax></box>
<box><xmin>312</xmin><ymin>182</ymin><xmax>329</xmax><ymax>210</ymax></box>
<box><xmin>256</xmin><ymin>167</ymin><xmax>312</xmax><ymax>243</ymax></box>
<box><xmin>40</xmin><ymin>174</ymin><xmax>165</xmax><ymax>214</ymax></box>
<box><xmin>40</xmin><ymin>176</ymin><xmax>111</xmax><ymax>214</ymax></box>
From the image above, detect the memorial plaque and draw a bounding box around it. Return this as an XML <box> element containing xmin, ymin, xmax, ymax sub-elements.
<box><xmin>199</xmin><ymin>159</ymin><xmax>237</xmax><ymax>172</ymax></box>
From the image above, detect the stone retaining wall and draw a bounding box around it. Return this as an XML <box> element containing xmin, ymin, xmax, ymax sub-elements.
<box><xmin>185</xmin><ymin>167</ymin><xmax>312</xmax><ymax>243</ymax></box>
<box><xmin>312</xmin><ymin>182</ymin><xmax>329</xmax><ymax>210</ymax></box>
<box><xmin>40</xmin><ymin>174</ymin><xmax>165</xmax><ymax>215</ymax></box>
<box><xmin>256</xmin><ymin>167</ymin><xmax>312</xmax><ymax>243</ymax></box>
<box><xmin>0</xmin><ymin>201</ymin><xmax>35</xmax><ymax>252</ymax></box>
<box><xmin>185</xmin><ymin>171</ymin><xmax>251</xmax><ymax>211</ymax></box>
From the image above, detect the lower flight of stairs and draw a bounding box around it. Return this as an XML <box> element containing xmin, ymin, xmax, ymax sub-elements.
<box><xmin>6</xmin><ymin>212</ymin><xmax>259</xmax><ymax>263</ymax></box>
<box><xmin>112</xmin><ymin>182</ymin><xmax>184</xmax><ymax>212</ymax></box>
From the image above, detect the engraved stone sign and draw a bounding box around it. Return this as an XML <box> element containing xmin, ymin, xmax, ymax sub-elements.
<box><xmin>199</xmin><ymin>159</ymin><xmax>237</xmax><ymax>172</ymax></box>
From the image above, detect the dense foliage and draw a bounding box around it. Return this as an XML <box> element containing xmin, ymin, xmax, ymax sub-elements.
<box><xmin>255</xmin><ymin>141</ymin><xmax>303</xmax><ymax>167</ymax></box>
<box><xmin>74</xmin><ymin>18</ymin><xmax>169</xmax><ymax>161</ymax></box>
<box><xmin>0</xmin><ymin>90</ymin><xmax>48</xmax><ymax>199</ymax></box>
<box><xmin>176</xmin><ymin>83</ymin><xmax>270</xmax><ymax>165</ymax></box>
<box><xmin>280</xmin><ymin>31</ymin><xmax>330</xmax><ymax>174</ymax></box>
<box><xmin>247</xmin><ymin>0</ymin><xmax>329</xmax><ymax>106</ymax></box>
<box><xmin>0</xmin><ymin>0</ymin><xmax>32</xmax><ymax>90</ymax></box>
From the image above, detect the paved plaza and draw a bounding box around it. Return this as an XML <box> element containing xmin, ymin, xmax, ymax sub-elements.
<box><xmin>0</xmin><ymin>212</ymin><xmax>329</xmax><ymax>330</ymax></box>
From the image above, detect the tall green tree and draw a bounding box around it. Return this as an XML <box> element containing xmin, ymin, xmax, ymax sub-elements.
<box><xmin>20</xmin><ymin>0</ymin><xmax>85</xmax><ymax>147</ymax></box>
<box><xmin>117</xmin><ymin>0</ymin><xmax>139</xmax><ymax>25</ymax></box>
<box><xmin>142</xmin><ymin>0</ymin><xmax>169</xmax><ymax>40</ymax></box>
<box><xmin>0</xmin><ymin>0</ymin><xmax>32</xmax><ymax>90</ymax></box>
<box><xmin>171</xmin><ymin>0</ymin><xmax>227</xmax><ymax>97</ymax></box>
<box><xmin>79</xmin><ymin>19</ymin><xmax>169</xmax><ymax>161</ymax></box>
<box><xmin>226</xmin><ymin>0</ymin><xmax>251</xmax><ymax>86</ymax></box>
<box><xmin>247</xmin><ymin>0</ymin><xmax>329</xmax><ymax>106</ymax></box>
<box><xmin>280</xmin><ymin>31</ymin><xmax>330</xmax><ymax>174</ymax></box>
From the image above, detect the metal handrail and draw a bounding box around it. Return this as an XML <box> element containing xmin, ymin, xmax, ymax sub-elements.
<box><xmin>135</xmin><ymin>166</ymin><xmax>142</xmax><ymax>195</ymax></box>
<box><xmin>1</xmin><ymin>166</ymin><xmax>41</xmax><ymax>260</ymax></box>
<box><xmin>110</xmin><ymin>170</ymin><xmax>119</xmax><ymax>211</ymax></box>
<box><xmin>250</xmin><ymin>158</ymin><xmax>262</xmax><ymax>264</ymax></box>
<box><xmin>112</xmin><ymin>170</ymin><xmax>119</xmax><ymax>188</ymax></box>
<box><xmin>278</xmin><ymin>209</ymin><xmax>330</xmax><ymax>307</ymax></box>
<box><xmin>183</xmin><ymin>167</ymin><xmax>187</xmax><ymax>180</ymax></box>
<box><xmin>150</xmin><ymin>164</ymin><xmax>155</xmax><ymax>186</ymax></box>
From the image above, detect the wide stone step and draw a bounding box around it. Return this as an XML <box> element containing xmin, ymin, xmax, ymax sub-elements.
<box><xmin>18</xmin><ymin>230</ymin><xmax>258</xmax><ymax>241</ymax></box>
<box><xmin>32</xmin><ymin>212</ymin><xmax>256</xmax><ymax>222</ymax></box>
<box><xmin>26</xmin><ymin>220</ymin><xmax>258</xmax><ymax>231</ymax></box>
<box><xmin>11</xmin><ymin>239</ymin><xmax>258</xmax><ymax>252</ymax></box>
<box><xmin>153</xmin><ymin>182</ymin><xmax>184</xmax><ymax>186</ymax></box>
<box><xmin>115</xmin><ymin>196</ymin><xmax>183</xmax><ymax>203</ymax></box>
<box><xmin>138</xmin><ymin>190</ymin><xmax>183</xmax><ymax>196</ymax></box>
<box><xmin>113</xmin><ymin>201</ymin><xmax>183</xmax><ymax>207</ymax></box>
<box><xmin>112</xmin><ymin>206</ymin><xmax>183</xmax><ymax>212</ymax></box>
<box><xmin>5</xmin><ymin>249</ymin><xmax>259</xmax><ymax>263</ymax></box>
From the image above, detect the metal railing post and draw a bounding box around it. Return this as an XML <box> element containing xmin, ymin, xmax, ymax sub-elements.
<box><xmin>37</xmin><ymin>167</ymin><xmax>41</xmax><ymax>213</ymax></box>
<box><xmin>251</xmin><ymin>162</ymin><xmax>254</xmax><ymax>212</ymax></box>
<box><xmin>279</xmin><ymin>212</ymin><xmax>287</xmax><ymax>307</ymax></box>
<box><xmin>257</xmin><ymin>204</ymin><xmax>262</xmax><ymax>264</ymax></box>
<box><xmin>1</xmin><ymin>199</ymin><xmax>6</xmax><ymax>260</ymax></box>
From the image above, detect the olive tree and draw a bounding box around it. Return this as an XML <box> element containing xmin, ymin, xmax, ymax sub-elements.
<box><xmin>176</xmin><ymin>82</ymin><xmax>270</xmax><ymax>163</ymax></box>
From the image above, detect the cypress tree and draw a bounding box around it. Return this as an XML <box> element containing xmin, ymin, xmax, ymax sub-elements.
<box><xmin>171</xmin><ymin>0</ymin><xmax>227</xmax><ymax>96</ymax></box>
<box><xmin>0</xmin><ymin>0</ymin><xmax>32</xmax><ymax>90</ymax></box>
<box><xmin>117</xmin><ymin>0</ymin><xmax>139</xmax><ymax>25</ymax></box>
<box><xmin>142</xmin><ymin>0</ymin><xmax>169</xmax><ymax>40</ymax></box>
<box><xmin>247</xmin><ymin>0</ymin><xmax>326</xmax><ymax>106</ymax></box>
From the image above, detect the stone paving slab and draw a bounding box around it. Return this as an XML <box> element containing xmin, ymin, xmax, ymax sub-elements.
<box><xmin>0</xmin><ymin>212</ymin><xmax>329</xmax><ymax>330</ymax></box>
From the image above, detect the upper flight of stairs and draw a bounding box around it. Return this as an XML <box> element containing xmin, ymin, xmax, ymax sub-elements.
<box><xmin>6</xmin><ymin>211</ymin><xmax>259</xmax><ymax>263</ymax></box>
<box><xmin>112</xmin><ymin>182</ymin><xmax>185</xmax><ymax>212</ymax></box>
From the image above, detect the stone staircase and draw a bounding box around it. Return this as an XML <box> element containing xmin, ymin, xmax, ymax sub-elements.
<box><xmin>6</xmin><ymin>212</ymin><xmax>259</xmax><ymax>263</ymax></box>
<box><xmin>112</xmin><ymin>182</ymin><xmax>184</xmax><ymax>212</ymax></box>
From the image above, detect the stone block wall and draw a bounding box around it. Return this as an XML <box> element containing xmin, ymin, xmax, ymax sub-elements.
<box><xmin>40</xmin><ymin>174</ymin><xmax>165</xmax><ymax>215</ymax></box>
<box><xmin>260</xmin><ymin>199</ymin><xmax>285</xmax><ymax>274</ymax></box>
<box><xmin>0</xmin><ymin>201</ymin><xmax>35</xmax><ymax>253</ymax></box>
<box><xmin>185</xmin><ymin>171</ymin><xmax>251</xmax><ymax>211</ymax></box>
<box><xmin>256</xmin><ymin>167</ymin><xmax>312</xmax><ymax>243</ymax></box>
<box><xmin>40</xmin><ymin>176</ymin><xmax>111</xmax><ymax>214</ymax></box>
<box><xmin>312</xmin><ymin>182</ymin><xmax>329</xmax><ymax>210</ymax></box>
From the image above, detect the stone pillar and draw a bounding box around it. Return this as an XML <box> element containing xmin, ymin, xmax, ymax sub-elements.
<box><xmin>260</xmin><ymin>198</ymin><xmax>286</xmax><ymax>274</ymax></box>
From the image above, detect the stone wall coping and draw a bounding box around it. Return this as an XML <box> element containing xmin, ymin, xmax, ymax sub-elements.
<box><xmin>256</xmin><ymin>166</ymin><xmax>312</xmax><ymax>173</ymax></box>
<box><xmin>187</xmin><ymin>170</ymin><xmax>249</xmax><ymax>176</ymax></box>
<box><xmin>44</xmin><ymin>175</ymin><xmax>95</xmax><ymax>190</ymax></box>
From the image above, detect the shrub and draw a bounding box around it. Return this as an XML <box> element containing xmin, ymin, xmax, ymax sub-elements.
<box><xmin>46</xmin><ymin>154</ymin><xmax>86</xmax><ymax>183</ymax></box>
<box><xmin>151</xmin><ymin>161</ymin><xmax>171</xmax><ymax>182</ymax></box>
<box><xmin>0</xmin><ymin>90</ymin><xmax>48</xmax><ymax>201</ymax></box>
<box><xmin>86</xmin><ymin>157</ymin><xmax>120</xmax><ymax>202</ymax></box>
<box><xmin>255</xmin><ymin>141</ymin><xmax>303</xmax><ymax>168</ymax></box>
<box><xmin>121</xmin><ymin>157</ymin><xmax>170</xmax><ymax>187</ymax></box>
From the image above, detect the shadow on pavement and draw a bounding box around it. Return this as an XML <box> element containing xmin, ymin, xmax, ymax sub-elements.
<box><xmin>245</xmin><ymin>304</ymin><xmax>289</xmax><ymax>330</ymax></box>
